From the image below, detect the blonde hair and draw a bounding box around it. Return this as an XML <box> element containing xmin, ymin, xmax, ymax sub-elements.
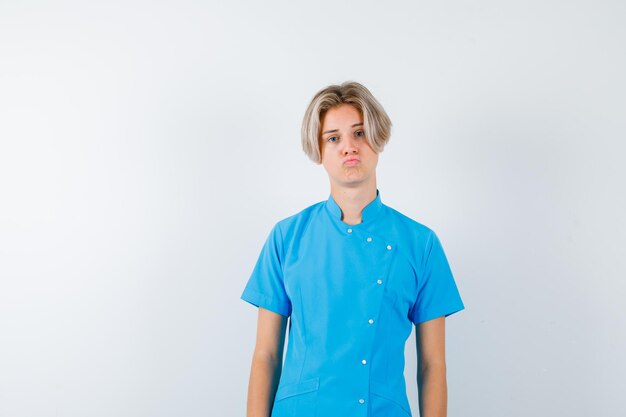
<box><xmin>301</xmin><ymin>81</ymin><xmax>392</xmax><ymax>164</ymax></box>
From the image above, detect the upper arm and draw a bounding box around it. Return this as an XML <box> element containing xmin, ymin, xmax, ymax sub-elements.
<box><xmin>254</xmin><ymin>307</ymin><xmax>288</xmax><ymax>362</ymax></box>
<box><xmin>409</xmin><ymin>230</ymin><xmax>464</xmax><ymax>325</ymax></box>
<box><xmin>415</xmin><ymin>316</ymin><xmax>446</xmax><ymax>368</ymax></box>
<box><xmin>241</xmin><ymin>223</ymin><xmax>293</xmax><ymax>317</ymax></box>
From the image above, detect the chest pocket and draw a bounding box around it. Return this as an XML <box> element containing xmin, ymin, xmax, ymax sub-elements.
<box><xmin>272</xmin><ymin>377</ymin><xmax>319</xmax><ymax>417</ymax></box>
<box><xmin>382</xmin><ymin>248</ymin><xmax>417</xmax><ymax>322</ymax></box>
<box><xmin>382</xmin><ymin>288</ymin><xmax>398</xmax><ymax>309</ymax></box>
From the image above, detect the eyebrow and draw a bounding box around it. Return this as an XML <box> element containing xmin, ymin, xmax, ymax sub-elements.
<box><xmin>322</xmin><ymin>123</ymin><xmax>363</xmax><ymax>135</ymax></box>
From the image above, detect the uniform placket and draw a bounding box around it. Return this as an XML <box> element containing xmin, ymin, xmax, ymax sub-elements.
<box><xmin>349</xmin><ymin>227</ymin><xmax>397</xmax><ymax>413</ymax></box>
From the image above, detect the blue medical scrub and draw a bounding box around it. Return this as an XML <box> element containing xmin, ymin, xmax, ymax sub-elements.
<box><xmin>241</xmin><ymin>189</ymin><xmax>465</xmax><ymax>417</ymax></box>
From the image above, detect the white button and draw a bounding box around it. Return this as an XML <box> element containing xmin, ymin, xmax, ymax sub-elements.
<box><xmin>368</xmin><ymin>319</ymin><xmax>374</xmax><ymax>324</ymax></box>
<box><xmin>366</xmin><ymin>237</ymin><xmax>372</xmax><ymax>242</ymax></box>
<box><xmin>386</xmin><ymin>245</ymin><xmax>392</xmax><ymax>250</ymax></box>
<box><xmin>361</xmin><ymin>359</ymin><xmax>367</xmax><ymax>364</ymax></box>
<box><xmin>377</xmin><ymin>279</ymin><xmax>382</xmax><ymax>284</ymax></box>
<box><xmin>359</xmin><ymin>399</ymin><xmax>365</xmax><ymax>404</ymax></box>
<box><xmin>347</xmin><ymin>228</ymin><xmax>352</xmax><ymax>233</ymax></box>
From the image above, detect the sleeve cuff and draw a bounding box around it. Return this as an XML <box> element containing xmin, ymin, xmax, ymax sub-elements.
<box><xmin>412</xmin><ymin>302</ymin><xmax>465</xmax><ymax>325</ymax></box>
<box><xmin>240</xmin><ymin>288</ymin><xmax>291</xmax><ymax>317</ymax></box>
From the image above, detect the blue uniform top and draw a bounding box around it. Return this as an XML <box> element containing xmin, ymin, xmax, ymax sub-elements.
<box><xmin>241</xmin><ymin>189</ymin><xmax>465</xmax><ymax>417</ymax></box>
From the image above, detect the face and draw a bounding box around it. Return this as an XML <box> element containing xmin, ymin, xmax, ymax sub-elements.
<box><xmin>318</xmin><ymin>104</ymin><xmax>379</xmax><ymax>188</ymax></box>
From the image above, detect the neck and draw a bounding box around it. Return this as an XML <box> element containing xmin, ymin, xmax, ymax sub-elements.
<box><xmin>329</xmin><ymin>179</ymin><xmax>378</xmax><ymax>225</ymax></box>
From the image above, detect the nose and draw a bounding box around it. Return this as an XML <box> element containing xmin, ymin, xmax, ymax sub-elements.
<box><xmin>342</xmin><ymin>135</ymin><xmax>359</xmax><ymax>155</ymax></box>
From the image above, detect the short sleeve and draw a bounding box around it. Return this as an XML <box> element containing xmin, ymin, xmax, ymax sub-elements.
<box><xmin>409</xmin><ymin>230</ymin><xmax>465</xmax><ymax>325</ymax></box>
<box><xmin>240</xmin><ymin>223</ymin><xmax>292</xmax><ymax>317</ymax></box>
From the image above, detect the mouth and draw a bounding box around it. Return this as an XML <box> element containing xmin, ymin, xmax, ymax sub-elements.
<box><xmin>344</xmin><ymin>158</ymin><xmax>360</xmax><ymax>166</ymax></box>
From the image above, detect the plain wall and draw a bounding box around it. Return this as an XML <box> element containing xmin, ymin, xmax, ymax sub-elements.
<box><xmin>1</xmin><ymin>1</ymin><xmax>625</xmax><ymax>416</ymax></box>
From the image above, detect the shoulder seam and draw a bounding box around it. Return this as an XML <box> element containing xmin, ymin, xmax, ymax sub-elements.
<box><xmin>275</xmin><ymin>222</ymin><xmax>286</xmax><ymax>277</ymax></box>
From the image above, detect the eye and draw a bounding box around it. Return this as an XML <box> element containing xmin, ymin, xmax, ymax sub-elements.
<box><xmin>327</xmin><ymin>136</ymin><xmax>338</xmax><ymax>143</ymax></box>
<box><xmin>355</xmin><ymin>130</ymin><xmax>365</xmax><ymax>137</ymax></box>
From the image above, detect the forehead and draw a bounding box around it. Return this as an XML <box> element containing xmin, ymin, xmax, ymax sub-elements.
<box><xmin>321</xmin><ymin>104</ymin><xmax>363</xmax><ymax>127</ymax></box>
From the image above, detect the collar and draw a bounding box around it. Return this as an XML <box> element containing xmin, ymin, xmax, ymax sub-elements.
<box><xmin>325</xmin><ymin>188</ymin><xmax>384</xmax><ymax>226</ymax></box>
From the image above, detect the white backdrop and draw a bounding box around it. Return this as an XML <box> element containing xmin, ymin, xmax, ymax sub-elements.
<box><xmin>1</xmin><ymin>1</ymin><xmax>625</xmax><ymax>416</ymax></box>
